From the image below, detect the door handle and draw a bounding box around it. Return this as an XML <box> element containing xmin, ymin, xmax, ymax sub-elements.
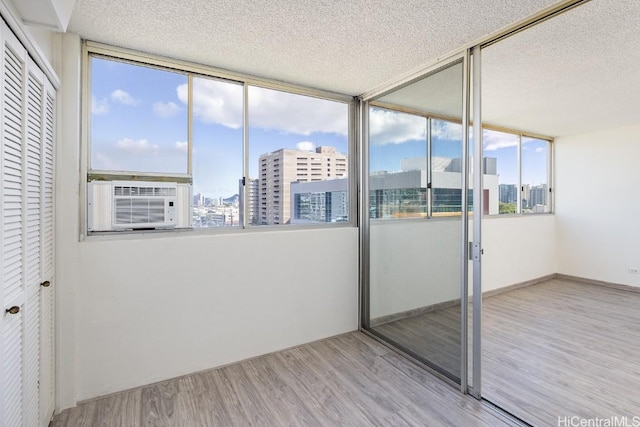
<box><xmin>41</xmin><ymin>281</ymin><xmax>51</xmax><ymax>288</ymax></box>
<box><xmin>5</xmin><ymin>306</ymin><xmax>20</xmax><ymax>315</ymax></box>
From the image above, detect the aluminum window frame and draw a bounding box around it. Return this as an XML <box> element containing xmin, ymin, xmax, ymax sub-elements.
<box><xmin>365</xmin><ymin>101</ymin><xmax>554</xmax><ymax>222</ymax></box>
<box><xmin>81</xmin><ymin>41</ymin><xmax>357</xmax><ymax>237</ymax></box>
<box><xmin>479</xmin><ymin>126</ymin><xmax>554</xmax><ymax>217</ymax></box>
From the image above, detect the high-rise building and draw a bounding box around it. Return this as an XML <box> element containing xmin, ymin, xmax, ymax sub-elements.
<box><xmin>239</xmin><ymin>178</ymin><xmax>260</xmax><ymax>226</ymax></box>
<box><xmin>499</xmin><ymin>184</ymin><xmax>517</xmax><ymax>204</ymax></box>
<box><xmin>291</xmin><ymin>156</ymin><xmax>501</xmax><ymax>220</ymax></box>
<box><xmin>528</xmin><ymin>184</ymin><xmax>548</xmax><ymax>211</ymax></box>
<box><xmin>521</xmin><ymin>184</ymin><xmax>531</xmax><ymax>208</ymax></box>
<box><xmin>290</xmin><ymin>179</ymin><xmax>349</xmax><ymax>224</ymax></box>
<box><xmin>259</xmin><ymin>146</ymin><xmax>347</xmax><ymax>225</ymax></box>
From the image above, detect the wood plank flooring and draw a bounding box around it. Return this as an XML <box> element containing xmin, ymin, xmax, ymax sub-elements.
<box><xmin>482</xmin><ymin>278</ymin><xmax>640</xmax><ymax>426</ymax></box>
<box><xmin>50</xmin><ymin>332</ymin><xmax>509</xmax><ymax>427</ymax></box>
<box><xmin>372</xmin><ymin>278</ymin><xmax>640</xmax><ymax>426</ymax></box>
<box><xmin>372</xmin><ymin>304</ymin><xmax>461</xmax><ymax>379</ymax></box>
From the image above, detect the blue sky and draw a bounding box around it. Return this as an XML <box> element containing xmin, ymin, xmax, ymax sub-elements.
<box><xmin>91</xmin><ymin>58</ymin><xmax>348</xmax><ymax>199</ymax></box>
<box><xmin>90</xmin><ymin>58</ymin><xmax>548</xmax><ymax>199</ymax></box>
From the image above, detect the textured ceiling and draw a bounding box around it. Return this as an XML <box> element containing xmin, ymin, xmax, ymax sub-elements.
<box><xmin>67</xmin><ymin>0</ymin><xmax>561</xmax><ymax>96</ymax></box>
<box><xmin>482</xmin><ymin>0</ymin><xmax>640</xmax><ymax>137</ymax></box>
<box><xmin>67</xmin><ymin>0</ymin><xmax>640</xmax><ymax>137</ymax></box>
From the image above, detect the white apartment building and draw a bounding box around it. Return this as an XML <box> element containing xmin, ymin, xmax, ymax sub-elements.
<box><xmin>259</xmin><ymin>146</ymin><xmax>347</xmax><ymax>224</ymax></box>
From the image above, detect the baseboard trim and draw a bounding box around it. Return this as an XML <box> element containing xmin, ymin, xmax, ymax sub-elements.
<box><xmin>370</xmin><ymin>273</ymin><xmax>639</xmax><ymax>328</ymax></box>
<box><xmin>556</xmin><ymin>273</ymin><xmax>640</xmax><ymax>293</ymax></box>
<box><xmin>370</xmin><ymin>274</ymin><xmax>558</xmax><ymax>327</ymax></box>
<box><xmin>370</xmin><ymin>297</ymin><xmax>460</xmax><ymax>327</ymax></box>
<box><xmin>482</xmin><ymin>273</ymin><xmax>557</xmax><ymax>298</ymax></box>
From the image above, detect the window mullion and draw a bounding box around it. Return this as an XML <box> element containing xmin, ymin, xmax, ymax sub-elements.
<box><xmin>516</xmin><ymin>134</ymin><xmax>522</xmax><ymax>214</ymax></box>
<box><xmin>242</xmin><ymin>82</ymin><xmax>249</xmax><ymax>229</ymax></box>
<box><xmin>187</xmin><ymin>74</ymin><xmax>193</xmax><ymax>176</ymax></box>
<box><xmin>548</xmin><ymin>140</ymin><xmax>553</xmax><ymax>213</ymax></box>
<box><xmin>427</xmin><ymin>117</ymin><xmax>432</xmax><ymax>219</ymax></box>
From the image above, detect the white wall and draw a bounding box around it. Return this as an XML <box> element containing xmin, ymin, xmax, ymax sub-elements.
<box><xmin>25</xmin><ymin>25</ymin><xmax>55</xmax><ymax>65</ymax></box>
<box><xmin>55</xmin><ymin>35</ymin><xmax>358</xmax><ymax>408</ymax></box>
<box><xmin>369</xmin><ymin>215</ymin><xmax>556</xmax><ymax>319</ymax></box>
<box><xmin>55</xmin><ymin>32</ymin><xmax>82</xmax><ymax>411</ymax></box>
<box><xmin>482</xmin><ymin>215</ymin><xmax>556</xmax><ymax>292</ymax></box>
<box><xmin>556</xmin><ymin>125</ymin><xmax>640</xmax><ymax>288</ymax></box>
<box><xmin>75</xmin><ymin>228</ymin><xmax>358</xmax><ymax>401</ymax></box>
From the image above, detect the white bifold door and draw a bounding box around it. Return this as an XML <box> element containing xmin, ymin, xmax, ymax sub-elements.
<box><xmin>0</xmin><ymin>21</ymin><xmax>56</xmax><ymax>427</ymax></box>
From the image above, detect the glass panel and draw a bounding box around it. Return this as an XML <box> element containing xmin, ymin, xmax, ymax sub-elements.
<box><xmin>191</xmin><ymin>76</ymin><xmax>244</xmax><ymax>228</ymax></box>
<box><xmin>248</xmin><ymin>86</ymin><xmax>349</xmax><ymax>225</ymax></box>
<box><xmin>483</xmin><ymin>129</ymin><xmax>518</xmax><ymax>214</ymax></box>
<box><xmin>521</xmin><ymin>137</ymin><xmax>549</xmax><ymax>213</ymax></box>
<box><xmin>367</xmin><ymin>59</ymin><xmax>465</xmax><ymax>383</ymax></box>
<box><xmin>431</xmin><ymin>119</ymin><xmax>464</xmax><ymax>216</ymax></box>
<box><xmin>90</xmin><ymin>57</ymin><xmax>188</xmax><ymax>174</ymax></box>
<box><xmin>369</xmin><ymin>108</ymin><xmax>427</xmax><ymax>219</ymax></box>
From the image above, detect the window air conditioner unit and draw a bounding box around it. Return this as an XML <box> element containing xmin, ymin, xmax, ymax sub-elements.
<box><xmin>88</xmin><ymin>181</ymin><xmax>192</xmax><ymax>231</ymax></box>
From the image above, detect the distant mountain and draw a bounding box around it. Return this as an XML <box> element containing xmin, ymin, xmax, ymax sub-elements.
<box><xmin>223</xmin><ymin>194</ymin><xmax>239</xmax><ymax>204</ymax></box>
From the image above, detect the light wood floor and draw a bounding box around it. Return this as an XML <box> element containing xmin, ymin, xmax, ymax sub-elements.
<box><xmin>372</xmin><ymin>304</ymin><xmax>461</xmax><ymax>379</ymax></box>
<box><xmin>372</xmin><ymin>278</ymin><xmax>640</xmax><ymax>426</ymax></box>
<box><xmin>483</xmin><ymin>278</ymin><xmax>640</xmax><ymax>426</ymax></box>
<box><xmin>50</xmin><ymin>332</ymin><xmax>509</xmax><ymax>427</ymax></box>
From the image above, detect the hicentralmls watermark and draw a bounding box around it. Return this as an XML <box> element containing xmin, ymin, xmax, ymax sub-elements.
<box><xmin>558</xmin><ymin>416</ymin><xmax>640</xmax><ymax>427</ymax></box>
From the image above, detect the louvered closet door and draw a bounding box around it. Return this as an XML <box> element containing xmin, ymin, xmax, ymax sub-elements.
<box><xmin>39</xmin><ymin>75</ymin><xmax>55</xmax><ymax>427</ymax></box>
<box><xmin>24</xmin><ymin>56</ymin><xmax>46</xmax><ymax>427</ymax></box>
<box><xmin>0</xmin><ymin>24</ymin><xmax>27</xmax><ymax>427</ymax></box>
<box><xmin>0</xmin><ymin>22</ymin><xmax>55</xmax><ymax>427</ymax></box>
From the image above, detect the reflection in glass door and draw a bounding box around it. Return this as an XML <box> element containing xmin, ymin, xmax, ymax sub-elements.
<box><xmin>362</xmin><ymin>57</ymin><xmax>471</xmax><ymax>385</ymax></box>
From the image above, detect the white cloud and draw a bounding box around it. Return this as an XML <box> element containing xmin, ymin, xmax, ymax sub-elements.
<box><xmin>369</xmin><ymin>108</ymin><xmax>426</xmax><ymax>145</ymax></box>
<box><xmin>296</xmin><ymin>141</ymin><xmax>316</xmax><ymax>151</ymax></box>
<box><xmin>177</xmin><ymin>80</ymin><xmax>348</xmax><ymax>136</ymax></box>
<box><xmin>92</xmin><ymin>95</ymin><xmax>109</xmax><ymax>115</ymax></box>
<box><xmin>483</xmin><ymin>131</ymin><xmax>518</xmax><ymax>152</ymax></box>
<box><xmin>153</xmin><ymin>101</ymin><xmax>181</xmax><ymax>118</ymax></box>
<box><xmin>535</xmin><ymin>146</ymin><xmax>545</xmax><ymax>153</ymax></box>
<box><xmin>110</xmin><ymin>89</ymin><xmax>138</xmax><ymax>106</ymax></box>
<box><xmin>115</xmin><ymin>138</ymin><xmax>159</xmax><ymax>155</ymax></box>
<box><xmin>177</xmin><ymin>79</ymin><xmax>243</xmax><ymax>129</ymax></box>
<box><xmin>174</xmin><ymin>141</ymin><xmax>188</xmax><ymax>152</ymax></box>
<box><xmin>431</xmin><ymin>119</ymin><xmax>462</xmax><ymax>141</ymax></box>
<box><xmin>249</xmin><ymin>86</ymin><xmax>348</xmax><ymax>136</ymax></box>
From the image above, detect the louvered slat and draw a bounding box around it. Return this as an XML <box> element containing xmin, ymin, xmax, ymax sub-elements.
<box><xmin>24</xmin><ymin>292</ymin><xmax>40</xmax><ymax>427</ymax></box>
<box><xmin>24</xmin><ymin>65</ymin><xmax>44</xmax><ymax>427</ymax></box>
<box><xmin>39</xmin><ymin>283</ymin><xmax>54</xmax><ymax>425</ymax></box>
<box><xmin>2</xmin><ymin>310</ymin><xmax>24</xmax><ymax>427</ymax></box>
<box><xmin>40</xmin><ymin>84</ymin><xmax>56</xmax><ymax>426</ymax></box>
<box><xmin>2</xmin><ymin>29</ymin><xmax>27</xmax><ymax>427</ymax></box>
<box><xmin>41</xmin><ymin>92</ymin><xmax>54</xmax><ymax>275</ymax></box>
<box><xmin>2</xmin><ymin>43</ymin><xmax>23</xmax><ymax>304</ymax></box>
<box><xmin>25</xmin><ymin>72</ymin><xmax>42</xmax><ymax>291</ymax></box>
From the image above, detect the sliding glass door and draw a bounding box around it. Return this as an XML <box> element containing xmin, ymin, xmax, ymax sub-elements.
<box><xmin>362</xmin><ymin>56</ymin><xmax>471</xmax><ymax>386</ymax></box>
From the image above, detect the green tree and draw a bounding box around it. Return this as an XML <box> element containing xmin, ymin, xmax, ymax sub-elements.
<box><xmin>499</xmin><ymin>202</ymin><xmax>516</xmax><ymax>214</ymax></box>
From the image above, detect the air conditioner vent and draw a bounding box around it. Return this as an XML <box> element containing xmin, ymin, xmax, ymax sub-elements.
<box><xmin>114</xmin><ymin>185</ymin><xmax>177</xmax><ymax>197</ymax></box>
<box><xmin>114</xmin><ymin>198</ymin><xmax>167</xmax><ymax>225</ymax></box>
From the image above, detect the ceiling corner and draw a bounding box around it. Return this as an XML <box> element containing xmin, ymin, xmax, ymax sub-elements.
<box><xmin>13</xmin><ymin>0</ymin><xmax>76</xmax><ymax>32</ymax></box>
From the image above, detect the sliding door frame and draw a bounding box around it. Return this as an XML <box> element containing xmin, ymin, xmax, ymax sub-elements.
<box><xmin>359</xmin><ymin>51</ymin><xmax>473</xmax><ymax>393</ymax></box>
